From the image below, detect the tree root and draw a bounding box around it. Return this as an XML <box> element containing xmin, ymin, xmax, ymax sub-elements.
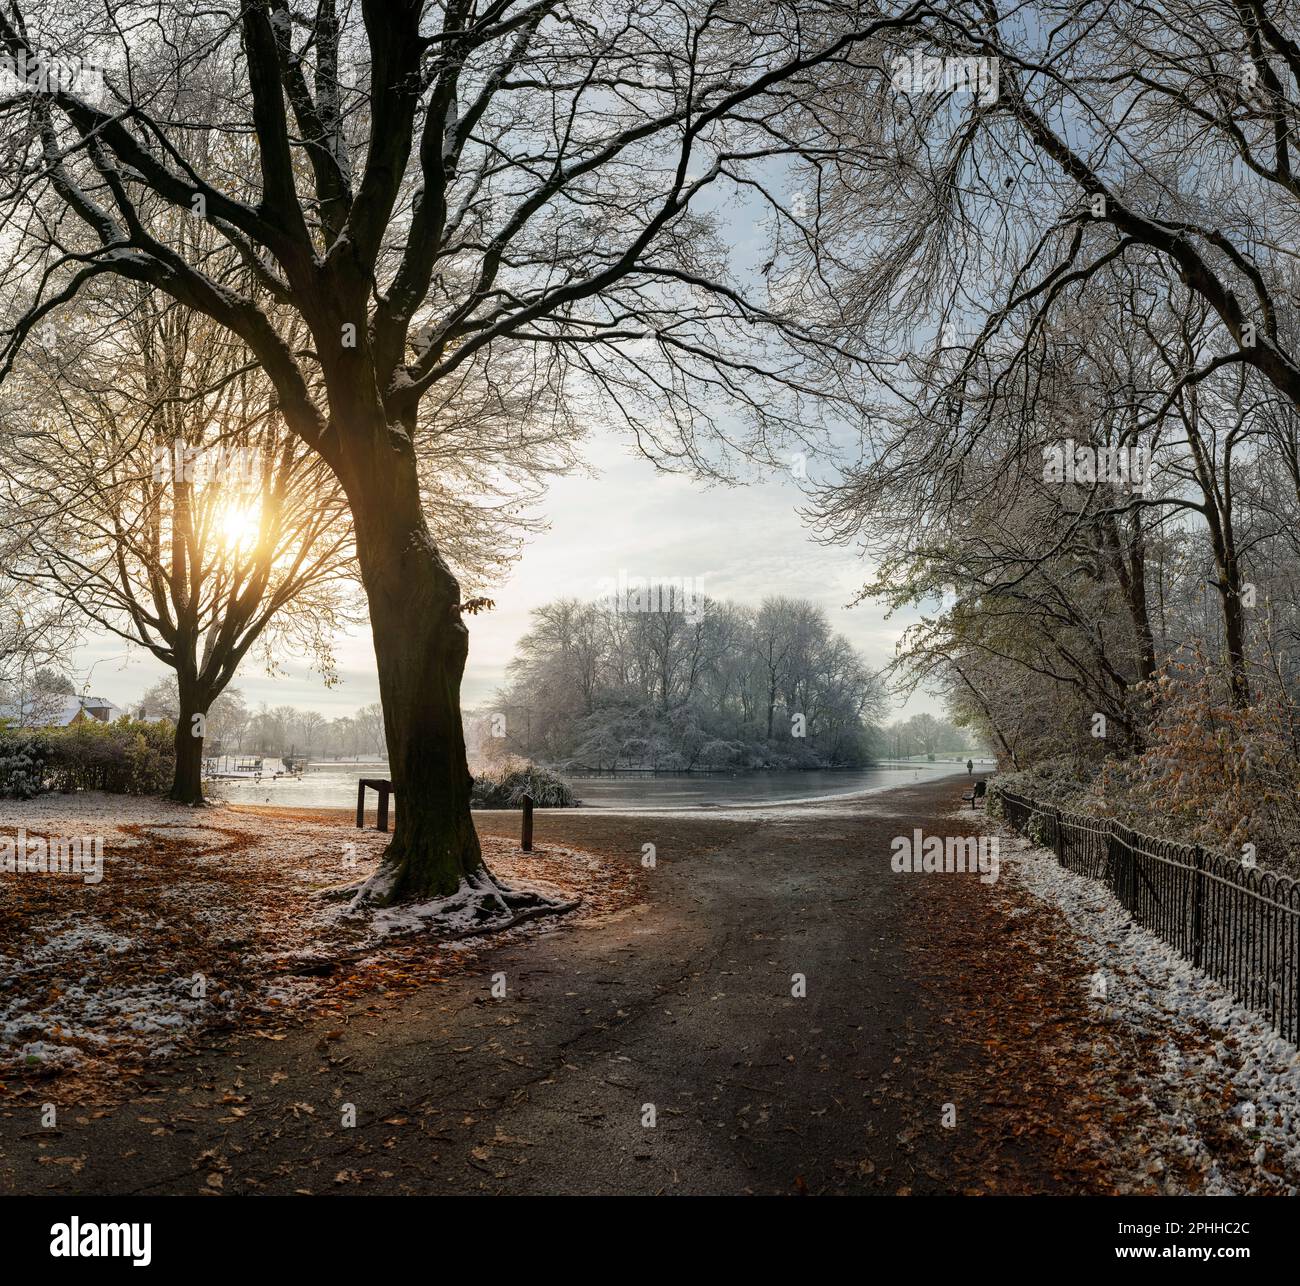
<box><xmin>314</xmin><ymin>878</ymin><xmax>373</xmax><ymax>902</ymax></box>
<box><xmin>315</xmin><ymin>863</ymin><xmax>579</xmax><ymax>939</ymax></box>
<box><xmin>449</xmin><ymin>892</ymin><xmax>580</xmax><ymax>940</ymax></box>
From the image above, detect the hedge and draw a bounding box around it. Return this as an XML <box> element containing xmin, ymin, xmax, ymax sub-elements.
<box><xmin>0</xmin><ymin>718</ymin><xmax>175</xmax><ymax>797</ymax></box>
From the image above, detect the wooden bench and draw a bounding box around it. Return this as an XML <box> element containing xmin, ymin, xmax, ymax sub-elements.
<box><xmin>962</xmin><ymin>780</ymin><xmax>988</xmax><ymax>809</ymax></box>
<box><xmin>356</xmin><ymin>778</ymin><xmax>394</xmax><ymax>832</ymax></box>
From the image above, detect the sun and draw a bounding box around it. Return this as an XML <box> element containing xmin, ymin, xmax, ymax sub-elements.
<box><xmin>215</xmin><ymin>498</ymin><xmax>263</xmax><ymax>553</ymax></box>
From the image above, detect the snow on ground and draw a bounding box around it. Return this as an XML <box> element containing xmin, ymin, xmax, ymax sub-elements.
<box><xmin>0</xmin><ymin>791</ymin><xmax>188</xmax><ymax>832</ymax></box>
<box><xmin>992</xmin><ymin>822</ymin><xmax>1300</xmax><ymax>1193</ymax></box>
<box><xmin>0</xmin><ymin>792</ymin><xmax>632</xmax><ymax>1099</ymax></box>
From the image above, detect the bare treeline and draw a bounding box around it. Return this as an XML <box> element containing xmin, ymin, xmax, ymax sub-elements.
<box><xmin>771</xmin><ymin>1</ymin><xmax>1300</xmax><ymax>860</ymax></box>
<box><xmin>478</xmin><ymin>596</ymin><xmax>887</xmax><ymax>771</ymax></box>
<box><xmin>133</xmin><ymin>677</ymin><xmax>386</xmax><ymax>762</ymax></box>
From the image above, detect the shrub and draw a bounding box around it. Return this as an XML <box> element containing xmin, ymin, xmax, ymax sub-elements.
<box><xmin>995</xmin><ymin>756</ymin><xmax>1099</xmax><ymax>803</ymax></box>
<box><xmin>471</xmin><ymin>757</ymin><xmax>577</xmax><ymax>808</ymax></box>
<box><xmin>994</xmin><ymin>654</ymin><xmax>1300</xmax><ymax>878</ymax></box>
<box><xmin>2</xmin><ymin>717</ymin><xmax>174</xmax><ymax>796</ymax></box>
<box><xmin>0</xmin><ymin>728</ymin><xmax>49</xmax><ymax>799</ymax></box>
<box><xmin>1117</xmin><ymin>656</ymin><xmax>1300</xmax><ymax>873</ymax></box>
<box><xmin>57</xmin><ymin>717</ymin><xmax>174</xmax><ymax>794</ymax></box>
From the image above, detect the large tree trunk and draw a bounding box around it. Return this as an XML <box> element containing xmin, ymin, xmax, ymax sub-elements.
<box><xmin>1218</xmin><ymin>565</ymin><xmax>1250</xmax><ymax>707</ymax></box>
<box><xmin>338</xmin><ymin>424</ymin><xmax>486</xmax><ymax>904</ymax></box>
<box><xmin>1184</xmin><ymin>406</ymin><xmax>1250</xmax><ymax>707</ymax></box>
<box><xmin>1102</xmin><ymin>512</ymin><xmax>1157</xmax><ymax>685</ymax></box>
<box><xmin>170</xmin><ymin>684</ymin><xmax>207</xmax><ymax>805</ymax></box>
<box><xmin>329</xmin><ymin>403</ymin><xmax>570</xmax><ymax>921</ymax></box>
<box><xmin>1204</xmin><ymin>509</ymin><xmax>1249</xmax><ymax>706</ymax></box>
<box><xmin>355</xmin><ymin>507</ymin><xmax>484</xmax><ymax>901</ymax></box>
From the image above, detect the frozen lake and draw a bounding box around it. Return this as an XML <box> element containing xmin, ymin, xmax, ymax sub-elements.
<box><xmin>212</xmin><ymin>758</ymin><xmax>990</xmax><ymax>812</ymax></box>
<box><xmin>208</xmin><ymin>760</ymin><xmax>390</xmax><ymax>810</ymax></box>
<box><xmin>562</xmin><ymin>760</ymin><xmax>986</xmax><ymax>809</ymax></box>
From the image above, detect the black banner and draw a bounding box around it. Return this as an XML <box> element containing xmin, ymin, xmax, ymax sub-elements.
<box><xmin>1</xmin><ymin>1194</ymin><xmax>1283</xmax><ymax>1273</ymax></box>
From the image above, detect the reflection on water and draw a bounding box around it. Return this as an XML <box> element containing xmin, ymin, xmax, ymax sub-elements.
<box><xmin>213</xmin><ymin>758</ymin><xmax>991</xmax><ymax>812</ymax></box>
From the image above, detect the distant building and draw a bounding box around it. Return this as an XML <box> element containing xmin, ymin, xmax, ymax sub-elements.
<box><xmin>70</xmin><ymin>696</ymin><xmax>124</xmax><ymax>725</ymax></box>
<box><xmin>134</xmin><ymin>703</ymin><xmax>176</xmax><ymax>723</ymax></box>
<box><xmin>0</xmin><ymin>694</ymin><xmax>124</xmax><ymax>727</ymax></box>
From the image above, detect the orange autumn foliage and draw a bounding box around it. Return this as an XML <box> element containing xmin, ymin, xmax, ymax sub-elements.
<box><xmin>1101</xmin><ymin>651</ymin><xmax>1300</xmax><ymax>871</ymax></box>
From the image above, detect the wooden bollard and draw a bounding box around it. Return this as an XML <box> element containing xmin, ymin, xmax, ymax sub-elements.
<box><xmin>521</xmin><ymin>792</ymin><xmax>534</xmax><ymax>852</ymax></box>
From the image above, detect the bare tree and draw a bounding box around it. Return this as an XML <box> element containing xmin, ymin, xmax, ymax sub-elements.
<box><xmin>353</xmin><ymin>702</ymin><xmax>386</xmax><ymax>757</ymax></box>
<box><xmin>0</xmin><ymin>291</ymin><xmax>358</xmax><ymax>802</ymax></box>
<box><xmin>0</xmin><ymin>0</ymin><xmax>922</xmax><ymax>911</ymax></box>
<box><xmin>294</xmin><ymin>708</ymin><xmax>327</xmax><ymax>759</ymax></box>
<box><xmin>0</xmin><ymin>578</ymin><xmax>75</xmax><ymax>721</ymax></box>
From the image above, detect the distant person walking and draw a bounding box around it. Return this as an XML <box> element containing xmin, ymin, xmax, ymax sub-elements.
<box><xmin>966</xmin><ymin>759</ymin><xmax>973</xmax><ymax>775</ymax></box>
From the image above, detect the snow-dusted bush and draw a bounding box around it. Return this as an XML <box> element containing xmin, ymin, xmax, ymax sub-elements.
<box><xmin>471</xmin><ymin>757</ymin><xmax>576</xmax><ymax>809</ymax></box>
<box><xmin>43</xmin><ymin>719</ymin><xmax>174</xmax><ymax>796</ymax></box>
<box><xmin>0</xmin><ymin>719</ymin><xmax>175</xmax><ymax>797</ymax></box>
<box><xmin>1104</xmin><ymin>657</ymin><xmax>1300</xmax><ymax>875</ymax></box>
<box><xmin>489</xmin><ymin>596</ymin><xmax>886</xmax><ymax>771</ymax></box>
<box><xmin>994</xmin><ymin>655</ymin><xmax>1300</xmax><ymax>878</ymax></box>
<box><xmin>995</xmin><ymin>756</ymin><xmax>1100</xmax><ymax>808</ymax></box>
<box><xmin>0</xmin><ymin>728</ymin><xmax>49</xmax><ymax>798</ymax></box>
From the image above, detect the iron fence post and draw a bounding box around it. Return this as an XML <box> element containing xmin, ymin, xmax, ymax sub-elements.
<box><xmin>1191</xmin><ymin>845</ymin><xmax>1205</xmax><ymax>971</ymax></box>
<box><xmin>1106</xmin><ymin>823</ymin><xmax>1133</xmax><ymax>912</ymax></box>
<box><xmin>1123</xmin><ymin>825</ymin><xmax>1133</xmax><ymax>912</ymax></box>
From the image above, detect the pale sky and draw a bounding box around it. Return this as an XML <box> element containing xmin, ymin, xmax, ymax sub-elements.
<box><xmin>70</xmin><ymin>429</ymin><xmax>942</xmax><ymax>722</ymax></box>
<box><xmin>68</xmin><ymin>170</ymin><xmax>944</xmax><ymax>723</ymax></box>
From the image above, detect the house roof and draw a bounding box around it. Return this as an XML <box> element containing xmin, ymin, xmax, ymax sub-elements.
<box><xmin>0</xmin><ymin>694</ymin><xmax>124</xmax><ymax>727</ymax></box>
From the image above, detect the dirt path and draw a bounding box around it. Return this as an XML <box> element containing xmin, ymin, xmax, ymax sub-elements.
<box><xmin>0</xmin><ymin>775</ymin><xmax>1274</xmax><ymax>1195</ymax></box>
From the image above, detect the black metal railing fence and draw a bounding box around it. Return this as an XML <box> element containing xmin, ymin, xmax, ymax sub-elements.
<box><xmin>994</xmin><ymin>787</ymin><xmax>1300</xmax><ymax>1045</ymax></box>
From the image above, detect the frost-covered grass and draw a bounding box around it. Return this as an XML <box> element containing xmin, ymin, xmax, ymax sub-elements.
<box><xmin>471</xmin><ymin>758</ymin><xmax>576</xmax><ymax>808</ymax></box>
<box><xmin>0</xmin><ymin>792</ymin><xmax>627</xmax><ymax>1098</ymax></box>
